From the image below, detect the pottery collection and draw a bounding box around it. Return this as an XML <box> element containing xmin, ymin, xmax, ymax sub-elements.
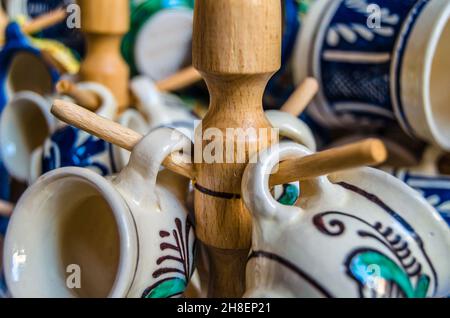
<box><xmin>0</xmin><ymin>0</ymin><xmax>448</xmax><ymax>299</ymax></box>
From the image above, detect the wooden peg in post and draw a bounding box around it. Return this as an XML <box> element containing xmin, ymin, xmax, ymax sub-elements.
<box><xmin>56</xmin><ymin>80</ymin><xmax>100</xmax><ymax>112</ymax></box>
<box><xmin>280</xmin><ymin>77</ymin><xmax>319</xmax><ymax>117</ymax></box>
<box><xmin>192</xmin><ymin>0</ymin><xmax>282</xmax><ymax>297</ymax></box>
<box><xmin>78</xmin><ymin>0</ymin><xmax>130</xmax><ymax>112</ymax></box>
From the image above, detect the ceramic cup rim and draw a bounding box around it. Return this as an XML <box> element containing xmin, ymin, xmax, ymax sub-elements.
<box><xmin>418</xmin><ymin>2</ymin><xmax>450</xmax><ymax>149</ymax></box>
<box><xmin>0</xmin><ymin>91</ymin><xmax>55</xmax><ymax>182</ymax></box>
<box><xmin>4</xmin><ymin>167</ymin><xmax>138</xmax><ymax>298</ymax></box>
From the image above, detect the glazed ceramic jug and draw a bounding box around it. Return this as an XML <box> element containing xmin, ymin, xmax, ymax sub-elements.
<box><xmin>3</xmin><ymin>128</ymin><xmax>195</xmax><ymax>298</ymax></box>
<box><xmin>0</xmin><ymin>82</ymin><xmax>119</xmax><ymax>184</ymax></box>
<box><xmin>242</xmin><ymin>142</ymin><xmax>450</xmax><ymax>298</ymax></box>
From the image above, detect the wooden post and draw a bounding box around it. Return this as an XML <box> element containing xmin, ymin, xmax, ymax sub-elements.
<box><xmin>78</xmin><ymin>0</ymin><xmax>130</xmax><ymax>112</ymax></box>
<box><xmin>192</xmin><ymin>0</ymin><xmax>282</xmax><ymax>297</ymax></box>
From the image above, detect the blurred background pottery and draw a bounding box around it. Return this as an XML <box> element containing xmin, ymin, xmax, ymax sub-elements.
<box><xmin>3</xmin><ymin>0</ymin><xmax>85</xmax><ymax>55</ymax></box>
<box><xmin>294</xmin><ymin>0</ymin><xmax>450</xmax><ymax>150</ymax></box>
<box><xmin>122</xmin><ymin>0</ymin><xmax>194</xmax><ymax>81</ymax></box>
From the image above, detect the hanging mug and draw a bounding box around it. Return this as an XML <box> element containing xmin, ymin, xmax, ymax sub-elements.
<box><xmin>3</xmin><ymin>128</ymin><xmax>196</xmax><ymax>298</ymax></box>
<box><xmin>4</xmin><ymin>0</ymin><xmax>85</xmax><ymax>55</ymax></box>
<box><xmin>293</xmin><ymin>0</ymin><xmax>450</xmax><ymax>150</ymax></box>
<box><xmin>0</xmin><ymin>21</ymin><xmax>79</xmax><ymax>108</ymax></box>
<box><xmin>122</xmin><ymin>0</ymin><xmax>194</xmax><ymax>80</ymax></box>
<box><xmin>242</xmin><ymin>142</ymin><xmax>450</xmax><ymax>298</ymax></box>
<box><xmin>384</xmin><ymin>147</ymin><xmax>450</xmax><ymax>226</ymax></box>
<box><xmin>131</xmin><ymin>76</ymin><xmax>197</xmax><ymax>138</ymax></box>
<box><xmin>27</xmin><ymin>83</ymin><xmax>148</xmax><ymax>183</ymax></box>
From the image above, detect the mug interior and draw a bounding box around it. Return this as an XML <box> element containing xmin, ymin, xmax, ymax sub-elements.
<box><xmin>6</xmin><ymin>52</ymin><xmax>53</xmax><ymax>97</ymax></box>
<box><xmin>428</xmin><ymin>19</ymin><xmax>450</xmax><ymax>146</ymax></box>
<box><xmin>5</xmin><ymin>174</ymin><xmax>133</xmax><ymax>298</ymax></box>
<box><xmin>0</xmin><ymin>95</ymin><xmax>50</xmax><ymax>181</ymax></box>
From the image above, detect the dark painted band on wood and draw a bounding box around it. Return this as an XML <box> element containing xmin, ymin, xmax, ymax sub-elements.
<box><xmin>193</xmin><ymin>182</ymin><xmax>241</xmax><ymax>200</ymax></box>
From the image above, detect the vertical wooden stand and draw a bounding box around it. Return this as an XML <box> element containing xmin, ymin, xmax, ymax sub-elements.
<box><xmin>78</xmin><ymin>0</ymin><xmax>130</xmax><ymax>112</ymax></box>
<box><xmin>192</xmin><ymin>0</ymin><xmax>282</xmax><ymax>298</ymax></box>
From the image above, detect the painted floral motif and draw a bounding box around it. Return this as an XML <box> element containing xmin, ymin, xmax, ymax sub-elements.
<box><xmin>313</xmin><ymin>208</ymin><xmax>434</xmax><ymax>298</ymax></box>
<box><xmin>326</xmin><ymin>0</ymin><xmax>399</xmax><ymax>47</ymax></box>
<box><xmin>42</xmin><ymin>126</ymin><xmax>114</xmax><ymax>176</ymax></box>
<box><xmin>348</xmin><ymin>249</ymin><xmax>430</xmax><ymax>298</ymax></box>
<box><xmin>142</xmin><ymin>217</ymin><xmax>195</xmax><ymax>298</ymax></box>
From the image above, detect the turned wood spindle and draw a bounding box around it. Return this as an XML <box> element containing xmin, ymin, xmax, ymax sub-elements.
<box><xmin>78</xmin><ymin>0</ymin><xmax>130</xmax><ymax>112</ymax></box>
<box><xmin>191</xmin><ymin>0</ymin><xmax>282</xmax><ymax>297</ymax></box>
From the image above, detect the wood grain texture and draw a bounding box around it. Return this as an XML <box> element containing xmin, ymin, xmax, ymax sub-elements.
<box><xmin>56</xmin><ymin>80</ymin><xmax>100</xmax><ymax>112</ymax></box>
<box><xmin>192</xmin><ymin>0</ymin><xmax>282</xmax><ymax>297</ymax></box>
<box><xmin>78</xmin><ymin>0</ymin><xmax>130</xmax><ymax>111</ymax></box>
<box><xmin>280</xmin><ymin>77</ymin><xmax>319</xmax><ymax>117</ymax></box>
<box><xmin>269</xmin><ymin>138</ymin><xmax>387</xmax><ymax>186</ymax></box>
<box><xmin>156</xmin><ymin>66</ymin><xmax>203</xmax><ymax>92</ymax></box>
<box><xmin>51</xmin><ymin>99</ymin><xmax>194</xmax><ymax>180</ymax></box>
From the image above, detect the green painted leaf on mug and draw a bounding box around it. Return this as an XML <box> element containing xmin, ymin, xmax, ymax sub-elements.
<box><xmin>278</xmin><ymin>184</ymin><xmax>300</xmax><ymax>206</ymax></box>
<box><xmin>144</xmin><ymin>278</ymin><xmax>187</xmax><ymax>298</ymax></box>
<box><xmin>349</xmin><ymin>251</ymin><xmax>430</xmax><ymax>298</ymax></box>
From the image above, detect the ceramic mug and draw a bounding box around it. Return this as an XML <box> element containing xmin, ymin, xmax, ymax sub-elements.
<box><xmin>3</xmin><ymin>128</ymin><xmax>195</xmax><ymax>298</ymax></box>
<box><xmin>384</xmin><ymin>147</ymin><xmax>450</xmax><ymax>226</ymax></box>
<box><xmin>242</xmin><ymin>142</ymin><xmax>450</xmax><ymax>298</ymax></box>
<box><xmin>0</xmin><ymin>20</ymin><xmax>79</xmax><ymax>108</ymax></box>
<box><xmin>122</xmin><ymin>0</ymin><xmax>194</xmax><ymax>80</ymax></box>
<box><xmin>5</xmin><ymin>0</ymin><xmax>85</xmax><ymax>55</ymax></box>
<box><xmin>131</xmin><ymin>76</ymin><xmax>197</xmax><ymax>138</ymax></box>
<box><xmin>26</xmin><ymin>84</ymin><xmax>148</xmax><ymax>184</ymax></box>
<box><xmin>0</xmin><ymin>82</ymin><xmax>122</xmax><ymax>184</ymax></box>
<box><xmin>294</xmin><ymin>0</ymin><xmax>450</xmax><ymax>150</ymax></box>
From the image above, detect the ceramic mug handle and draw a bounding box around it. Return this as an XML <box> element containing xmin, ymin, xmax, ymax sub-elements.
<box><xmin>242</xmin><ymin>142</ymin><xmax>332</xmax><ymax>224</ymax></box>
<box><xmin>113</xmin><ymin>127</ymin><xmax>192</xmax><ymax>205</ymax></box>
<box><xmin>265</xmin><ymin>110</ymin><xmax>316</xmax><ymax>151</ymax></box>
<box><xmin>76</xmin><ymin>82</ymin><xmax>118</xmax><ymax>120</ymax></box>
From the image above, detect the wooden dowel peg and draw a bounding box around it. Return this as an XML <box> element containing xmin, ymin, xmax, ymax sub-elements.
<box><xmin>0</xmin><ymin>7</ymin><xmax>68</xmax><ymax>45</ymax></box>
<box><xmin>269</xmin><ymin>138</ymin><xmax>387</xmax><ymax>186</ymax></box>
<box><xmin>280</xmin><ymin>77</ymin><xmax>319</xmax><ymax>117</ymax></box>
<box><xmin>51</xmin><ymin>99</ymin><xmax>195</xmax><ymax>180</ymax></box>
<box><xmin>51</xmin><ymin>99</ymin><xmax>387</xmax><ymax>187</ymax></box>
<box><xmin>21</xmin><ymin>7</ymin><xmax>67</xmax><ymax>35</ymax></box>
<box><xmin>156</xmin><ymin>66</ymin><xmax>203</xmax><ymax>92</ymax></box>
<box><xmin>0</xmin><ymin>200</ymin><xmax>13</xmax><ymax>217</ymax></box>
<box><xmin>59</xmin><ymin>66</ymin><xmax>203</xmax><ymax>111</ymax></box>
<box><xmin>56</xmin><ymin>80</ymin><xmax>101</xmax><ymax>112</ymax></box>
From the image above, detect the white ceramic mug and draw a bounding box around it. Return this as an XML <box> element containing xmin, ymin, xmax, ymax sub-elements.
<box><xmin>3</xmin><ymin>128</ymin><xmax>195</xmax><ymax>298</ymax></box>
<box><xmin>131</xmin><ymin>76</ymin><xmax>197</xmax><ymax>138</ymax></box>
<box><xmin>242</xmin><ymin>142</ymin><xmax>450</xmax><ymax>298</ymax></box>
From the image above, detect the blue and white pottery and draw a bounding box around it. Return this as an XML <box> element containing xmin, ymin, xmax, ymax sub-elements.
<box><xmin>4</xmin><ymin>0</ymin><xmax>85</xmax><ymax>55</ymax></box>
<box><xmin>0</xmin><ymin>22</ymin><xmax>60</xmax><ymax>109</ymax></box>
<box><xmin>294</xmin><ymin>0</ymin><xmax>450</xmax><ymax>150</ymax></box>
<box><xmin>242</xmin><ymin>142</ymin><xmax>450</xmax><ymax>298</ymax></box>
<box><xmin>384</xmin><ymin>147</ymin><xmax>450</xmax><ymax>226</ymax></box>
<box><xmin>26</xmin><ymin>83</ymin><xmax>147</xmax><ymax>183</ymax></box>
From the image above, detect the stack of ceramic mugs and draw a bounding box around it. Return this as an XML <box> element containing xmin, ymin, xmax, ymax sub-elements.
<box><xmin>0</xmin><ymin>0</ymin><xmax>448</xmax><ymax>298</ymax></box>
